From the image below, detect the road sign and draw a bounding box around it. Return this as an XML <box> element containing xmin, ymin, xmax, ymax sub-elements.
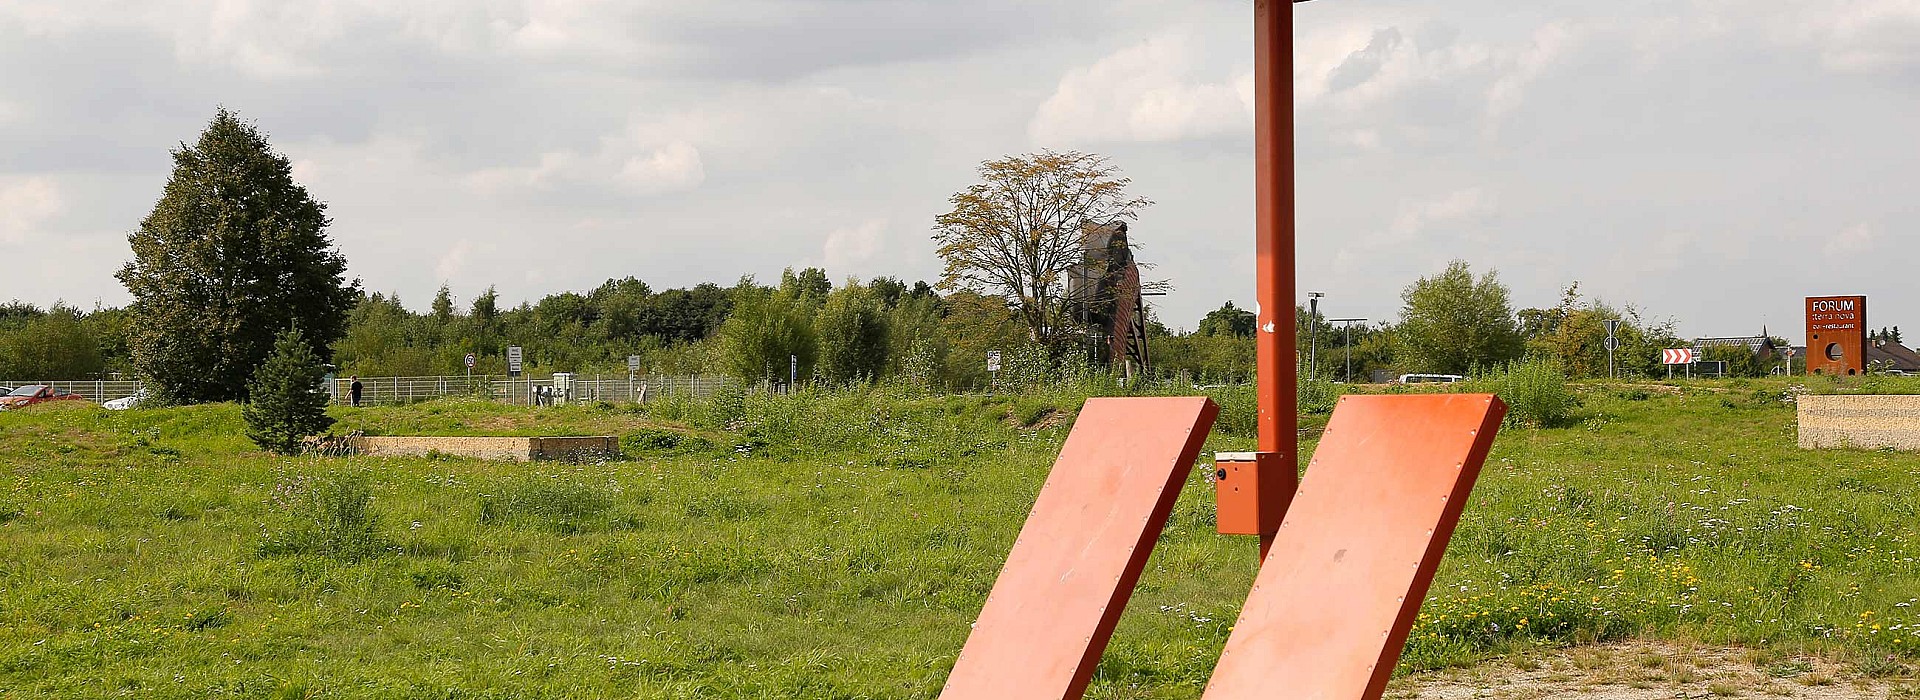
<box><xmin>1661</xmin><ymin>348</ymin><xmax>1694</xmax><ymax>365</ymax></box>
<box><xmin>987</xmin><ymin>350</ymin><xmax>1003</xmax><ymax>372</ymax></box>
<box><xmin>506</xmin><ymin>346</ymin><xmax>523</xmax><ymax>375</ymax></box>
<box><xmin>1605</xmin><ymin>319</ymin><xmax>1621</xmax><ymax>334</ymax></box>
<box><xmin>627</xmin><ymin>355</ymin><xmax>641</xmax><ymax>372</ymax></box>
<box><xmin>465</xmin><ymin>353</ymin><xmax>476</xmax><ymax>369</ymax></box>
<box><xmin>1604</xmin><ymin>337</ymin><xmax>1619</xmax><ymax>351</ymax></box>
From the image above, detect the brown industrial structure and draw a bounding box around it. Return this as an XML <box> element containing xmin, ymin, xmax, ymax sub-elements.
<box><xmin>1066</xmin><ymin>222</ymin><xmax>1150</xmax><ymax>377</ymax></box>
<box><xmin>1806</xmin><ymin>295</ymin><xmax>1867</xmax><ymax>376</ymax></box>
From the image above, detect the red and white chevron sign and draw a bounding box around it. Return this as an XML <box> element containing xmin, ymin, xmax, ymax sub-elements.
<box><xmin>1662</xmin><ymin>348</ymin><xmax>1695</xmax><ymax>365</ymax></box>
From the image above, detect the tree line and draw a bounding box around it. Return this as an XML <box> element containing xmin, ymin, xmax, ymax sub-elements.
<box><xmin>4</xmin><ymin>109</ymin><xmax>1763</xmax><ymax>402</ymax></box>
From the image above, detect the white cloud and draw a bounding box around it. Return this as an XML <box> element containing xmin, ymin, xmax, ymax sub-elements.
<box><xmin>823</xmin><ymin>218</ymin><xmax>886</xmax><ymax>274</ymax></box>
<box><xmin>0</xmin><ymin>176</ymin><xmax>63</xmax><ymax>244</ymax></box>
<box><xmin>1029</xmin><ymin>32</ymin><xmax>1250</xmax><ymax>145</ymax></box>
<box><xmin>466</xmin><ymin>124</ymin><xmax>705</xmax><ymax>197</ymax></box>
<box><xmin>1824</xmin><ymin>222</ymin><xmax>1879</xmax><ymax>259</ymax></box>
<box><xmin>1390</xmin><ymin>187</ymin><xmax>1498</xmax><ymax>240</ymax></box>
<box><xmin>435</xmin><ymin>239</ymin><xmax>474</xmax><ymax>281</ymax></box>
<box><xmin>1290</xmin><ymin>16</ymin><xmax>1581</xmax><ymax>142</ymax></box>
<box><xmin>1729</xmin><ymin>0</ymin><xmax>1920</xmax><ymax>73</ymax></box>
<box><xmin>1485</xmin><ymin>22</ymin><xmax>1577</xmax><ymax>125</ymax></box>
<box><xmin>2</xmin><ymin>0</ymin><xmax>1918</xmax><ymax>336</ymax></box>
<box><xmin>1808</xmin><ymin>0</ymin><xmax>1920</xmax><ymax>72</ymax></box>
<box><xmin>615</xmin><ymin>141</ymin><xmax>704</xmax><ymax>195</ymax></box>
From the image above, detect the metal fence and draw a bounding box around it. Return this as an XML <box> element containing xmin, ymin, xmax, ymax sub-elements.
<box><xmin>0</xmin><ymin>380</ymin><xmax>144</xmax><ymax>403</ymax></box>
<box><xmin>0</xmin><ymin>375</ymin><xmax>730</xmax><ymax>408</ymax></box>
<box><xmin>331</xmin><ymin>374</ymin><xmax>730</xmax><ymax>407</ymax></box>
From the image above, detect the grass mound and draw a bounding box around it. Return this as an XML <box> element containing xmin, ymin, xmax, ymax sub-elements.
<box><xmin>0</xmin><ymin>378</ymin><xmax>1916</xmax><ymax>697</ymax></box>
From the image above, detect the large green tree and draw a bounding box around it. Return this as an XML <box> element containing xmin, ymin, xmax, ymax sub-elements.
<box><xmin>118</xmin><ymin>109</ymin><xmax>358</xmax><ymax>403</ymax></box>
<box><xmin>1396</xmin><ymin>260</ymin><xmax>1524</xmax><ymax>375</ymax></box>
<box><xmin>716</xmin><ymin>281</ymin><xmax>818</xmax><ymax>383</ymax></box>
<box><xmin>1197</xmin><ymin>301</ymin><xmax>1256</xmax><ymax>338</ymax></box>
<box><xmin>0</xmin><ymin>305</ymin><xmax>104</xmax><ymax>380</ymax></box>
<box><xmin>932</xmin><ymin>150</ymin><xmax>1151</xmax><ymax>348</ymax></box>
<box><xmin>1520</xmin><ymin>282</ymin><xmax>1680</xmax><ymax>379</ymax></box>
<box><xmin>815</xmin><ymin>280</ymin><xmax>891</xmax><ymax>384</ymax></box>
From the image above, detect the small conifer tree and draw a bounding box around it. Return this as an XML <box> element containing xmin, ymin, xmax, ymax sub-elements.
<box><xmin>243</xmin><ymin>327</ymin><xmax>335</xmax><ymax>455</ymax></box>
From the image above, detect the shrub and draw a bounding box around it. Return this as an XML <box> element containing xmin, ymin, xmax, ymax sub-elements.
<box><xmin>258</xmin><ymin>472</ymin><xmax>387</xmax><ymax>561</ymax></box>
<box><xmin>1204</xmin><ymin>385</ymin><xmax>1257</xmax><ymax>437</ymax></box>
<box><xmin>620</xmin><ymin>427</ymin><xmax>714</xmax><ymax>456</ymax></box>
<box><xmin>478</xmin><ymin>478</ymin><xmax>613</xmax><ymax>533</ymax></box>
<box><xmin>242</xmin><ymin>327</ymin><xmax>335</xmax><ymax>455</ymax></box>
<box><xmin>701</xmin><ymin>383</ymin><xmax>748</xmax><ymax>430</ymax></box>
<box><xmin>1298</xmin><ymin>378</ymin><xmax>1341</xmax><ymax>415</ymax></box>
<box><xmin>1465</xmin><ymin>358</ymin><xmax>1577</xmax><ymax>428</ymax></box>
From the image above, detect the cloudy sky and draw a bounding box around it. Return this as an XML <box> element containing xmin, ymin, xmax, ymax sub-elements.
<box><xmin>2</xmin><ymin>0</ymin><xmax>1916</xmax><ymax>338</ymax></box>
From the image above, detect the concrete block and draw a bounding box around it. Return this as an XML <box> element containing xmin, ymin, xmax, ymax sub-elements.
<box><xmin>1798</xmin><ymin>394</ymin><xmax>1920</xmax><ymax>451</ymax></box>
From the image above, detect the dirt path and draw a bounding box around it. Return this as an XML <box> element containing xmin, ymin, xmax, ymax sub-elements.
<box><xmin>1387</xmin><ymin>642</ymin><xmax>1917</xmax><ymax>699</ymax></box>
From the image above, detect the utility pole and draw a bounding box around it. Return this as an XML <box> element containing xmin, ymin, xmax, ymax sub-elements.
<box><xmin>1604</xmin><ymin>318</ymin><xmax>1621</xmax><ymax>380</ymax></box>
<box><xmin>1330</xmin><ymin>318</ymin><xmax>1367</xmax><ymax>382</ymax></box>
<box><xmin>1307</xmin><ymin>292</ymin><xmax>1325</xmax><ymax>383</ymax></box>
<box><xmin>1244</xmin><ymin>0</ymin><xmax>1300</xmax><ymax>560</ymax></box>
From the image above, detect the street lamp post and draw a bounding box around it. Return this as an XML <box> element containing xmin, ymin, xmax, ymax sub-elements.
<box><xmin>1307</xmin><ymin>292</ymin><xmax>1325</xmax><ymax>383</ymax></box>
<box><xmin>1329</xmin><ymin>317</ymin><xmax>1367</xmax><ymax>382</ymax></box>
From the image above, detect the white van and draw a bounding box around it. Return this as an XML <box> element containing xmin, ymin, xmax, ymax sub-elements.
<box><xmin>1396</xmin><ymin>373</ymin><xmax>1465</xmax><ymax>384</ymax></box>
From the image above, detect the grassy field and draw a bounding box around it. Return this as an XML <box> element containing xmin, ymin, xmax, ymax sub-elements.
<box><xmin>1</xmin><ymin>377</ymin><xmax>1917</xmax><ymax>698</ymax></box>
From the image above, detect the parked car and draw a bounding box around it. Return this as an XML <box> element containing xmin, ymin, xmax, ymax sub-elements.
<box><xmin>0</xmin><ymin>385</ymin><xmax>86</xmax><ymax>410</ymax></box>
<box><xmin>103</xmin><ymin>389</ymin><xmax>151</xmax><ymax>410</ymax></box>
<box><xmin>1395</xmin><ymin>373</ymin><xmax>1466</xmax><ymax>384</ymax></box>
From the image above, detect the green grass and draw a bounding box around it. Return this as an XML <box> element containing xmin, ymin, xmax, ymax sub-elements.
<box><xmin>1</xmin><ymin>377</ymin><xmax>1916</xmax><ymax>698</ymax></box>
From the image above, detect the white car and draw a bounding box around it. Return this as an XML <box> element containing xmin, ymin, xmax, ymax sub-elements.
<box><xmin>103</xmin><ymin>390</ymin><xmax>150</xmax><ymax>410</ymax></box>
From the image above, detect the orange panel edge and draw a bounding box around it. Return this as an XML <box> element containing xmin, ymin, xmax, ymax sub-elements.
<box><xmin>940</xmin><ymin>396</ymin><xmax>1218</xmax><ymax>700</ymax></box>
<box><xmin>1202</xmin><ymin>393</ymin><xmax>1507</xmax><ymax>700</ymax></box>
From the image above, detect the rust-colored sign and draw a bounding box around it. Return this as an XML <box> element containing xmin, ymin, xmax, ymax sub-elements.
<box><xmin>1806</xmin><ymin>295</ymin><xmax>1867</xmax><ymax>376</ymax></box>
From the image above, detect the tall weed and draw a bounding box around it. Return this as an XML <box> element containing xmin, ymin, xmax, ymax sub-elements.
<box><xmin>1463</xmin><ymin>358</ymin><xmax>1578</xmax><ymax>428</ymax></box>
<box><xmin>258</xmin><ymin>471</ymin><xmax>387</xmax><ymax>562</ymax></box>
<box><xmin>477</xmin><ymin>478</ymin><xmax>615</xmax><ymax>533</ymax></box>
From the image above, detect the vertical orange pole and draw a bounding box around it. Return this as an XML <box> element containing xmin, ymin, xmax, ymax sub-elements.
<box><xmin>1253</xmin><ymin>0</ymin><xmax>1298</xmax><ymax>559</ymax></box>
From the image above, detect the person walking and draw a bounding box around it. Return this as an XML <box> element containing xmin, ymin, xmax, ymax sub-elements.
<box><xmin>349</xmin><ymin>376</ymin><xmax>364</xmax><ymax>407</ymax></box>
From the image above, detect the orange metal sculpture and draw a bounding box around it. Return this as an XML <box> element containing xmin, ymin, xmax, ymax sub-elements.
<box><xmin>940</xmin><ymin>397</ymin><xmax>1218</xmax><ymax>700</ymax></box>
<box><xmin>940</xmin><ymin>3</ymin><xmax>1508</xmax><ymax>699</ymax></box>
<box><xmin>1203</xmin><ymin>394</ymin><xmax>1506</xmax><ymax>700</ymax></box>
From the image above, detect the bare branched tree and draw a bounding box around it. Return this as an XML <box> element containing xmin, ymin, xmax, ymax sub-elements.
<box><xmin>932</xmin><ymin>151</ymin><xmax>1151</xmax><ymax>347</ymax></box>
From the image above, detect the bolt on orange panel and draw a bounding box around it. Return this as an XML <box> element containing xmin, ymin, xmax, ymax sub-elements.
<box><xmin>941</xmin><ymin>397</ymin><xmax>1218</xmax><ymax>700</ymax></box>
<box><xmin>1202</xmin><ymin>394</ymin><xmax>1505</xmax><ymax>700</ymax></box>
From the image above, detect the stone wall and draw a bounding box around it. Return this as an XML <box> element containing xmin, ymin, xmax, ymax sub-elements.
<box><xmin>347</xmin><ymin>436</ymin><xmax>618</xmax><ymax>462</ymax></box>
<box><xmin>528</xmin><ymin>436</ymin><xmax>621</xmax><ymax>462</ymax></box>
<box><xmin>1798</xmin><ymin>395</ymin><xmax>1920</xmax><ymax>451</ymax></box>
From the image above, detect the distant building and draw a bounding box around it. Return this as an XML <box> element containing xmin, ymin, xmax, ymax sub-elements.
<box><xmin>1692</xmin><ymin>332</ymin><xmax>1778</xmax><ymax>363</ymax></box>
<box><xmin>1867</xmin><ymin>340</ymin><xmax>1920</xmax><ymax>372</ymax></box>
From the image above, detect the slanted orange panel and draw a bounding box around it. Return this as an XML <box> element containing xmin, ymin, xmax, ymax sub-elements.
<box><xmin>941</xmin><ymin>397</ymin><xmax>1218</xmax><ymax>700</ymax></box>
<box><xmin>1203</xmin><ymin>394</ymin><xmax>1505</xmax><ymax>700</ymax></box>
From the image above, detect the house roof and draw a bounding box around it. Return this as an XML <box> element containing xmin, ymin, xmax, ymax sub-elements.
<box><xmin>1868</xmin><ymin>341</ymin><xmax>1920</xmax><ymax>371</ymax></box>
<box><xmin>1693</xmin><ymin>335</ymin><xmax>1773</xmax><ymax>354</ymax></box>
